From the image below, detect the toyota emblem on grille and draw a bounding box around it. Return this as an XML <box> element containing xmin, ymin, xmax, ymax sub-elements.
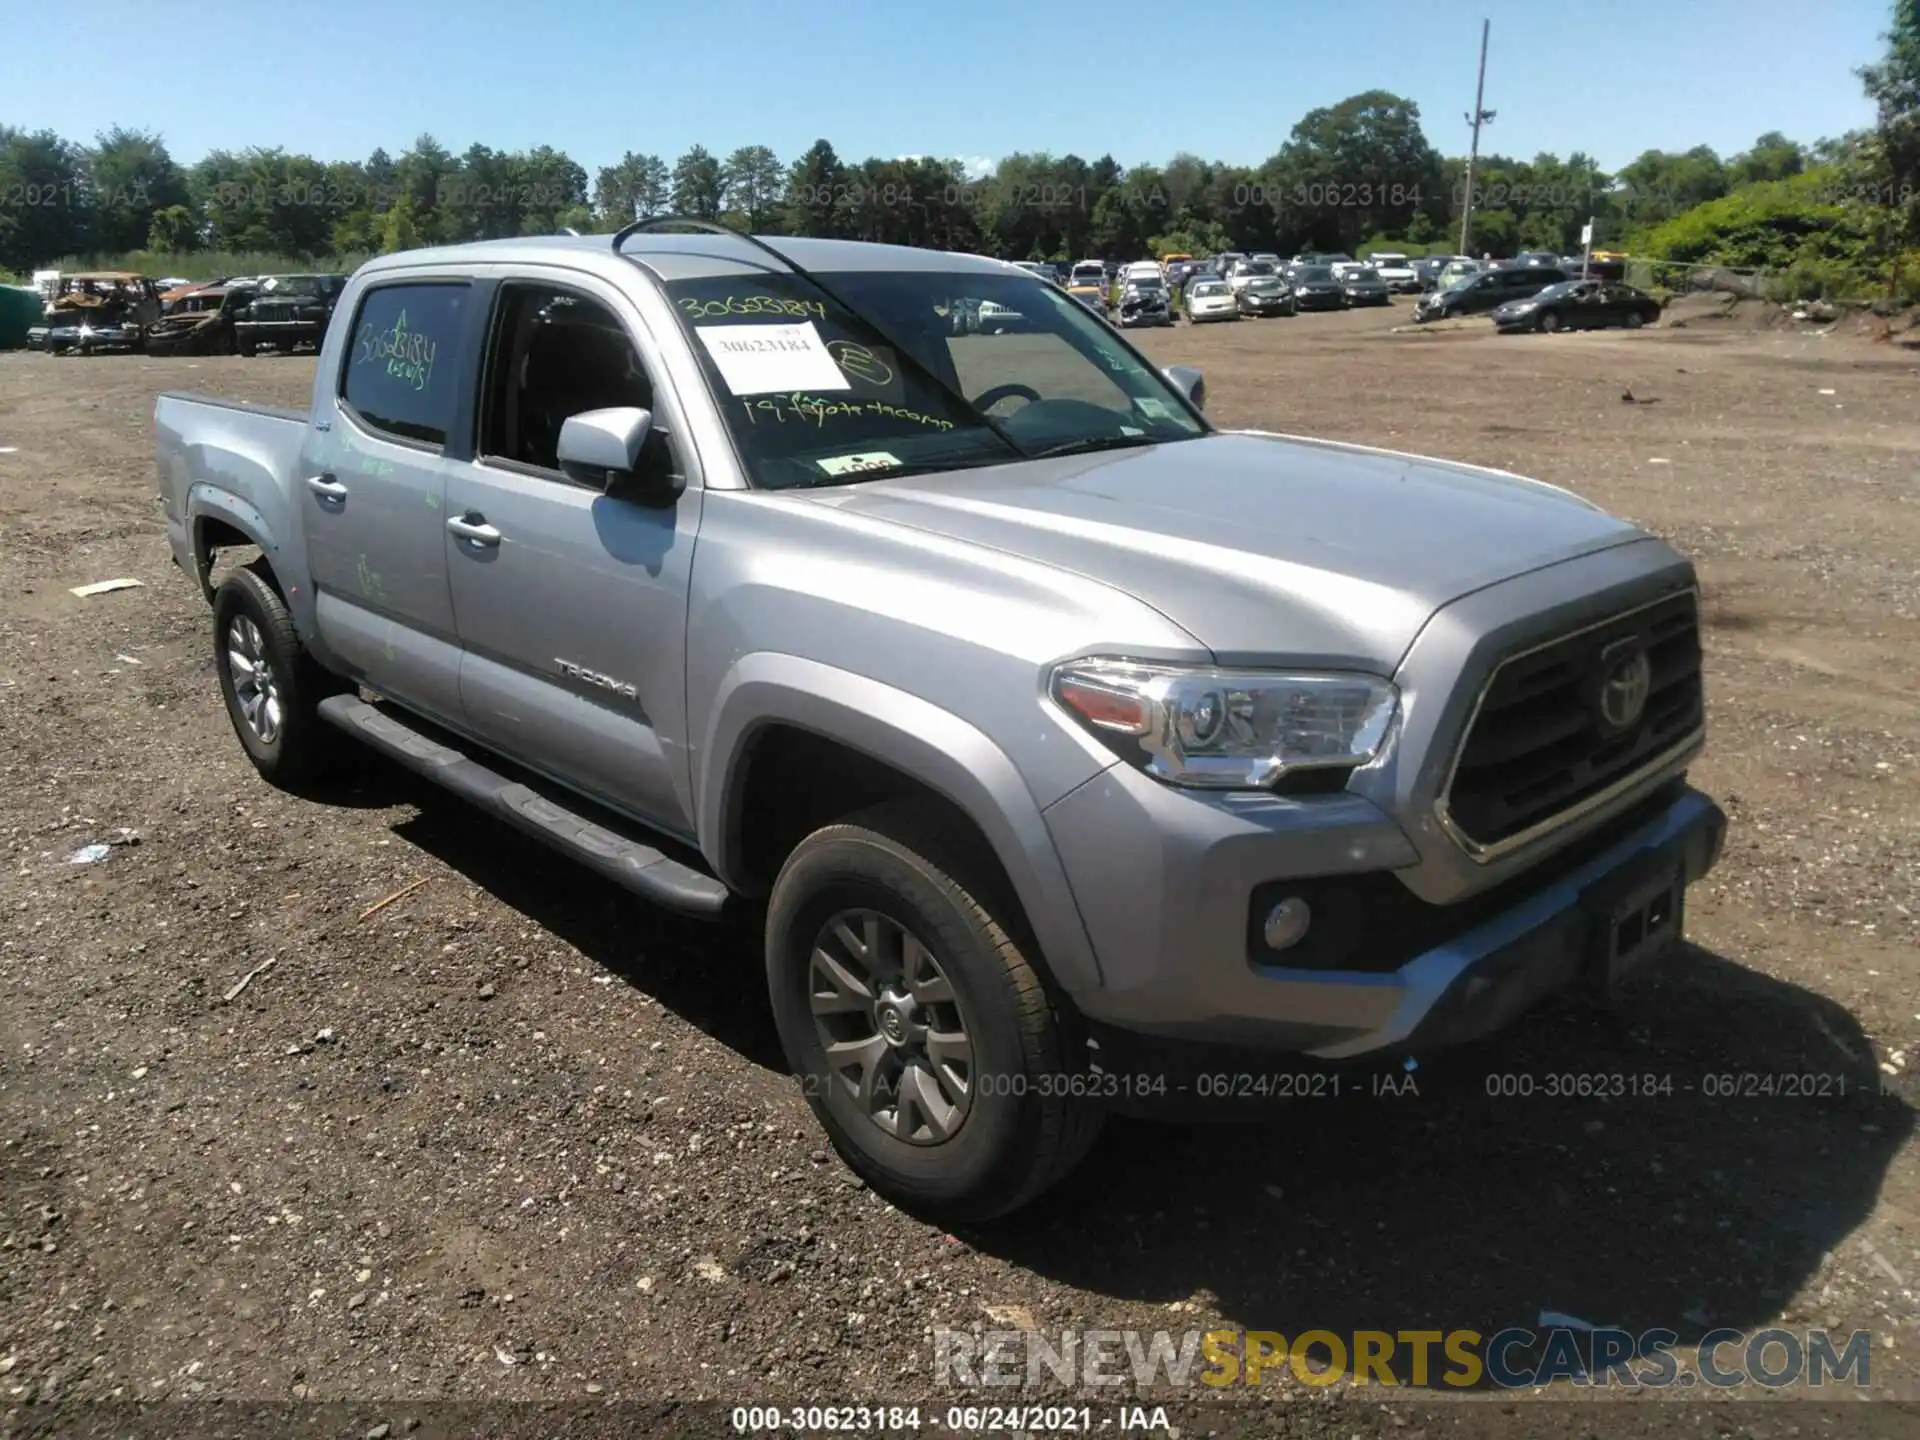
<box><xmin>1597</xmin><ymin>646</ymin><xmax>1653</xmax><ymax>730</ymax></box>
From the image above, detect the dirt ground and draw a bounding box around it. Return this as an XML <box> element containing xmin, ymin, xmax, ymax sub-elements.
<box><xmin>2</xmin><ymin>300</ymin><xmax>1919</xmax><ymax>1437</ymax></box>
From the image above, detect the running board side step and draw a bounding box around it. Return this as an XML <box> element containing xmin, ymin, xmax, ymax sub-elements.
<box><xmin>317</xmin><ymin>695</ymin><xmax>729</xmax><ymax>917</ymax></box>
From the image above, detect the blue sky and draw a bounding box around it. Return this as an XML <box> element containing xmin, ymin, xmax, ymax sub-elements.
<box><xmin>3</xmin><ymin>0</ymin><xmax>1893</xmax><ymax>176</ymax></box>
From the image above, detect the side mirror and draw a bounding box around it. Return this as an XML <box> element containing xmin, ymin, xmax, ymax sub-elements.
<box><xmin>1164</xmin><ymin>364</ymin><xmax>1206</xmax><ymax>413</ymax></box>
<box><xmin>557</xmin><ymin>406</ymin><xmax>682</xmax><ymax>507</ymax></box>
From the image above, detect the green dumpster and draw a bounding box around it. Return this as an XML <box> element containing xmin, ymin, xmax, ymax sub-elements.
<box><xmin>0</xmin><ymin>285</ymin><xmax>45</xmax><ymax>350</ymax></box>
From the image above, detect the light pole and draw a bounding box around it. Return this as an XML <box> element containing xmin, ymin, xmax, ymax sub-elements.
<box><xmin>1458</xmin><ymin>19</ymin><xmax>1494</xmax><ymax>257</ymax></box>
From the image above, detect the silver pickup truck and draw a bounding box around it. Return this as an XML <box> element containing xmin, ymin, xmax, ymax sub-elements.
<box><xmin>156</xmin><ymin>221</ymin><xmax>1727</xmax><ymax>1221</ymax></box>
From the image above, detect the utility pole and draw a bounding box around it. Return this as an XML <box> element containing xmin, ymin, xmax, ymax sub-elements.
<box><xmin>1458</xmin><ymin>18</ymin><xmax>1494</xmax><ymax>257</ymax></box>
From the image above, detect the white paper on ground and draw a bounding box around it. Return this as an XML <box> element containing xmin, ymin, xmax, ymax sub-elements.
<box><xmin>696</xmin><ymin>322</ymin><xmax>849</xmax><ymax>395</ymax></box>
<box><xmin>70</xmin><ymin>578</ymin><xmax>145</xmax><ymax>598</ymax></box>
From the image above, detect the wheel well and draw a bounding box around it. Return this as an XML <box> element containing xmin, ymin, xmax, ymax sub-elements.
<box><xmin>730</xmin><ymin>725</ymin><xmax>1029</xmax><ymax>924</ymax></box>
<box><xmin>193</xmin><ymin>516</ymin><xmax>275</xmax><ymax>600</ymax></box>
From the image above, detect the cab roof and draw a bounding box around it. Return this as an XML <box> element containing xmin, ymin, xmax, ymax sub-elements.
<box><xmin>355</xmin><ymin>232</ymin><xmax>1016</xmax><ymax>287</ymax></box>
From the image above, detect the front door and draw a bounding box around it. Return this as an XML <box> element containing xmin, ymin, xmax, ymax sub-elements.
<box><xmin>301</xmin><ymin>277</ymin><xmax>477</xmax><ymax>722</ymax></box>
<box><xmin>443</xmin><ymin>275</ymin><xmax>704</xmax><ymax>837</ymax></box>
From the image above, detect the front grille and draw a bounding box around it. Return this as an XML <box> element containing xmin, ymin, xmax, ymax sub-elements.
<box><xmin>1443</xmin><ymin>590</ymin><xmax>1703</xmax><ymax>850</ymax></box>
<box><xmin>249</xmin><ymin>301</ymin><xmax>300</xmax><ymax>323</ymax></box>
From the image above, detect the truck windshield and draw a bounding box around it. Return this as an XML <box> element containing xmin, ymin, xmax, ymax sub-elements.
<box><xmin>662</xmin><ymin>269</ymin><xmax>1207</xmax><ymax>491</ymax></box>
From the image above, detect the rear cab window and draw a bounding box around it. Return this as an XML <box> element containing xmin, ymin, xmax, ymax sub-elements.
<box><xmin>339</xmin><ymin>282</ymin><xmax>471</xmax><ymax>448</ymax></box>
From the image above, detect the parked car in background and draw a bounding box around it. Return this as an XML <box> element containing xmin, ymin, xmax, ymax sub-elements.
<box><xmin>1235</xmin><ymin>275</ymin><xmax>1296</xmax><ymax>316</ymax></box>
<box><xmin>1116</xmin><ymin>274</ymin><xmax>1173</xmax><ymax>328</ymax></box>
<box><xmin>1339</xmin><ymin>266</ymin><xmax>1392</xmax><ymax>307</ymax></box>
<box><xmin>1183</xmin><ymin>277</ymin><xmax>1238</xmax><ymax>322</ymax></box>
<box><xmin>1412</xmin><ymin>256</ymin><xmax>1454</xmax><ymax>291</ymax></box>
<box><xmin>1066</xmin><ymin>261</ymin><xmax>1109</xmax><ymax>316</ymax></box>
<box><xmin>1416</xmin><ymin>265</ymin><xmax>1568</xmax><ymax>323</ymax></box>
<box><xmin>1010</xmin><ymin>260</ymin><xmax>1057</xmax><ymax>286</ymax></box>
<box><xmin>1367</xmin><ymin>253</ymin><xmax>1420</xmax><ymax>293</ymax></box>
<box><xmin>1433</xmin><ymin>258</ymin><xmax>1486</xmax><ymax>292</ymax></box>
<box><xmin>1290</xmin><ymin>265</ymin><xmax>1345</xmax><ymax>311</ymax></box>
<box><xmin>40</xmin><ymin>272</ymin><xmax>164</xmax><ymax>354</ymax></box>
<box><xmin>1492</xmin><ymin>279</ymin><xmax>1664</xmax><ymax>333</ymax></box>
<box><xmin>234</xmin><ymin>273</ymin><xmax>348</xmax><ymax>355</ymax></box>
<box><xmin>145</xmin><ymin>280</ymin><xmax>259</xmax><ymax>356</ymax></box>
<box><xmin>1226</xmin><ymin>259</ymin><xmax>1279</xmax><ymax>294</ymax></box>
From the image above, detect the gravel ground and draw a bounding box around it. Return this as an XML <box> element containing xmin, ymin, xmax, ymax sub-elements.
<box><xmin>2</xmin><ymin>301</ymin><xmax>1918</xmax><ymax>1436</ymax></box>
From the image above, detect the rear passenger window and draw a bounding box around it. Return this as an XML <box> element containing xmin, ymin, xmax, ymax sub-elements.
<box><xmin>341</xmin><ymin>283</ymin><xmax>469</xmax><ymax>447</ymax></box>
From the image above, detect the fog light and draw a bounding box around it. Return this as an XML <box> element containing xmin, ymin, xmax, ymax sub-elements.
<box><xmin>1263</xmin><ymin>896</ymin><xmax>1313</xmax><ymax>951</ymax></box>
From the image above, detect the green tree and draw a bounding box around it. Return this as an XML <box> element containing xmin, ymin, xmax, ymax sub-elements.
<box><xmin>784</xmin><ymin>139</ymin><xmax>846</xmax><ymax>236</ymax></box>
<box><xmin>720</xmin><ymin>145</ymin><xmax>784</xmax><ymax>231</ymax></box>
<box><xmin>1612</xmin><ymin>145</ymin><xmax>1728</xmax><ymax>228</ymax></box>
<box><xmin>0</xmin><ymin>128</ymin><xmax>92</xmax><ymax>269</ymax></box>
<box><xmin>1728</xmin><ymin>131</ymin><xmax>1808</xmax><ymax>187</ymax></box>
<box><xmin>380</xmin><ymin>192</ymin><xmax>421</xmax><ymax>252</ymax></box>
<box><xmin>1265</xmin><ymin>91</ymin><xmax>1442</xmax><ymax>252</ymax></box>
<box><xmin>86</xmin><ymin>126</ymin><xmax>189</xmax><ymax>252</ymax></box>
<box><xmin>146</xmin><ymin>204</ymin><xmax>198</xmax><ymax>251</ymax></box>
<box><xmin>670</xmin><ymin>144</ymin><xmax>724</xmax><ymax>217</ymax></box>
<box><xmin>595</xmin><ymin>151</ymin><xmax>668</xmax><ymax>225</ymax></box>
<box><xmin>1859</xmin><ymin>0</ymin><xmax>1920</xmax><ymax>243</ymax></box>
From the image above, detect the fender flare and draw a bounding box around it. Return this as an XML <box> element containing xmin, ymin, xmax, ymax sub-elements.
<box><xmin>187</xmin><ymin>484</ymin><xmax>279</xmax><ymax>599</ymax></box>
<box><xmin>697</xmin><ymin>653</ymin><xmax>1106</xmax><ymax>996</ymax></box>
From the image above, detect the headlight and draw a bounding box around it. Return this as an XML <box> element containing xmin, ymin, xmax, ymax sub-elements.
<box><xmin>1509</xmin><ymin>301</ymin><xmax>1536</xmax><ymax>312</ymax></box>
<box><xmin>1051</xmin><ymin>659</ymin><xmax>1399</xmax><ymax>789</ymax></box>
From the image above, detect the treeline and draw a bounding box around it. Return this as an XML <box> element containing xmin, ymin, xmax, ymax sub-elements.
<box><xmin>3</xmin><ymin>4</ymin><xmax>1916</xmax><ymax>282</ymax></box>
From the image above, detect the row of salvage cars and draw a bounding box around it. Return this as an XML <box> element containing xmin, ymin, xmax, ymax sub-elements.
<box><xmin>25</xmin><ymin>270</ymin><xmax>348</xmax><ymax>356</ymax></box>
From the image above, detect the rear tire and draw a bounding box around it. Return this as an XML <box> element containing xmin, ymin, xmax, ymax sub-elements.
<box><xmin>766</xmin><ymin>801</ymin><xmax>1102</xmax><ymax>1223</ymax></box>
<box><xmin>211</xmin><ymin>562</ymin><xmax>348</xmax><ymax>787</ymax></box>
<box><xmin>1624</xmin><ymin>312</ymin><xmax>1646</xmax><ymax>330</ymax></box>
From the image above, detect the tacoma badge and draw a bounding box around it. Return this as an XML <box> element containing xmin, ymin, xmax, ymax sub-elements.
<box><xmin>554</xmin><ymin>658</ymin><xmax>638</xmax><ymax>700</ymax></box>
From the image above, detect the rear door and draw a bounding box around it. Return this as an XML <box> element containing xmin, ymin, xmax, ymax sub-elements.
<box><xmin>441</xmin><ymin>268</ymin><xmax>707</xmax><ymax>836</ymax></box>
<box><xmin>300</xmin><ymin>275</ymin><xmax>483</xmax><ymax>722</ymax></box>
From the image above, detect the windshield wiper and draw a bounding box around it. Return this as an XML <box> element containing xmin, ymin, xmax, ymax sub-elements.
<box><xmin>1029</xmin><ymin>432</ymin><xmax>1164</xmax><ymax>460</ymax></box>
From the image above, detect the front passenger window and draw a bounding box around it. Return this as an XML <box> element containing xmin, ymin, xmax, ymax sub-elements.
<box><xmin>479</xmin><ymin>285</ymin><xmax>663</xmax><ymax>476</ymax></box>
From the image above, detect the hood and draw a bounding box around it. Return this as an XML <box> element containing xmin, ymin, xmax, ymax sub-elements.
<box><xmin>804</xmin><ymin>431</ymin><xmax>1642</xmax><ymax>669</ymax></box>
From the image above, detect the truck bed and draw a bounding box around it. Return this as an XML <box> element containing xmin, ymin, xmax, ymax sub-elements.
<box><xmin>155</xmin><ymin>392</ymin><xmax>310</xmax><ymax>604</ymax></box>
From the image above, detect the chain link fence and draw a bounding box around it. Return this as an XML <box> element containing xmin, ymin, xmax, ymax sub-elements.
<box><xmin>1624</xmin><ymin>257</ymin><xmax>1772</xmax><ymax>300</ymax></box>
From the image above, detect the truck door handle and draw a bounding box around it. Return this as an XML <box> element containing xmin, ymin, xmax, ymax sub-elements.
<box><xmin>447</xmin><ymin>513</ymin><xmax>502</xmax><ymax>547</ymax></box>
<box><xmin>305</xmin><ymin>473</ymin><xmax>348</xmax><ymax>501</ymax></box>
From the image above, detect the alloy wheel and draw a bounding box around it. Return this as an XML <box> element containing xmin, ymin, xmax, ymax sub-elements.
<box><xmin>226</xmin><ymin>616</ymin><xmax>283</xmax><ymax>745</ymax></box>
<box><xmin>809</xmin><ymin>908</ymin><xmax>974</xmax><ymax>1145</ymax></box>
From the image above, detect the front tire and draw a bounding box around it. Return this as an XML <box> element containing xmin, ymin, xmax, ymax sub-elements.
<box><xmin>211</xmin><ymin>562</ymin><xmax>347</xmax><ymax>786</ymax></box>
<box><xmin>766</xmin><ymin>802</ymin><xmax>1102</xmax><ymax>1223</ymax></box>
<box><xmin>1624</xmin><ymin>311</ymin><xmax>1646</xmax><ymax>330</ymax></box>
<box><xmin>236</xmin><ymin>333</ymin><xmax>257</xmax><ymax>357</ymax></box>
<box><xmin>1539</xmin><ymin>311</ymin><xmax>1562</xmax><ymax>333</ymax></box>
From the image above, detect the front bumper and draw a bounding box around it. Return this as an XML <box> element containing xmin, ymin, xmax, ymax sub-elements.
<box><xmin>48</xmin><ymin>325</ymin><xmax>138</xmax><ymax>353</ymax></box>
<box><xmin>1294</xmin><ymin>292</ymin><xmax>1343</xmax><ymax>309</ymax></box>
<box><xmin>238</xmin><ymin>319</ymin><xmax>325</xmax><ymax>346</ymax></box>
<box><xmin>1044</xmin><ymin>762</ymin><xmax>1726</xmax><ymax>1055</ymax></box>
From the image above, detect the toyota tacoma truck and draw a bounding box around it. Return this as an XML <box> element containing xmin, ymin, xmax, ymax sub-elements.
<box><xmin>155</xmin><ymin>220</ymin><xmax>1727</xmax><ymax>1222</ymax></box>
